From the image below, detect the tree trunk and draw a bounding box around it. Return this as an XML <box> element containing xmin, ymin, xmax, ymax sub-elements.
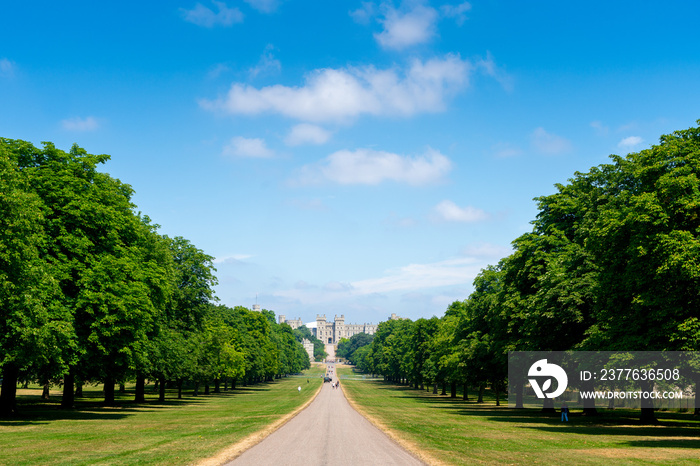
<box><xmin>465</xmin><ymin>383</ymin><xmax>471</xmax><ymax>401</ymax></box>
<box><xmin>232</xmin><ymin>379</ymin><xmax>237</xmax><ymax>390</ymax></box>
<box><xmin>433</xmin><ymin>383</ymin><xmax>438</xmax><ymax>394</ymax></box>
<box><xmin>135</xmin><ymin>374</ymin><xmax>145</xmax><ymax>403</ymax></box>
<box><xmin>103</xmin><ymin>377</ymin><xmax>115</xmax><ymax>406</ymax></box>
<box><xmin>61</xmin><ymin>369</ymin><xmax>75</xmax><ymax>409</ymax></box>
<box><xmin>515</xmin><ymin>381</ymin><xmax>523</xmax><ymax>409</ymax></box>
<box><xmin>495</xmin><ymin>385</ymin><xmax>500</xmax><ymax>406</ymax></box>
<box><xmin>441</xmin><ymin>382</ymin><xmax>446</xmax><ymax>396</ymax></box>
<box><xmin>450</xmin><ymin>381</ymin><xmax>457</xmax><ymax>398</ymax></box>
<box><xmin>119</xmin><ymin>383</ymin><xmax>126</xmax><ymax>393</ymax></box>
<box><xmin>214</xmin><ymin>379</ymin><xmax>220</xmax><ymax>393</ymax></box>
<box><xmin>42</xmin><ymin>383</ymin><xmax>51</xmax><ymax>400</ymax></box>
<box><xmin>639</xmin><ymin>379</ymin><xmax>657</xmax><ymax>424</ymax></box>
<box><xmin>159</xmin><ymin>376</ymin><xmax>166</xmax><ymax>402</ymax></box>
<box><xmin>580</xmin><ymin>379</ymin><xmax>598</xmax><ymax>416</ymax></box>
<box><xmin>193</xmin><ymin>381</ymin><xmax>199</xmax><ymax>396</ymax></box>
<box><xmin>541</xmin><ymin>397</ymin><xmax>556</xmax><ymax>413</ymax></box>
<box><xmin>204</xmin><ymin>383</ymin><xmax>210</xmax><ymax>395</ymax></box>
<box><xmin>177</xmin><ymin>380</ymin><xmax>183</xmax><ymax>399</ymax></box>
<box><xmin>75</xmin><ymin>381</ymin><xmax>83</xmax><ymax>398</ymax></box>
<box><xmin>477</xmin><ymin>384</ymin><xmax>484</xmax><ymax>403</ymax></box>
<box><xmin>224</xmin><ymin>379</ymin><xmax>228</xmax><ymax>391</ymax></box>
<box><xmin>0</xmin><ymin>363</ymin><xmax>19</xmax><ymax>416</ymax></box>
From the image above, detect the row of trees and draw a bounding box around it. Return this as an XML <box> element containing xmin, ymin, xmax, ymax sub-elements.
<box><xmin>0</xmin><ymin>139</ymin><xmax>309</xmax><ymax>416</ymax></box>
<box><xmin>293</xmin><ymin>325</ymin><xmax>328</xmax><ymax>362</ymax></box>
<box><xmin>336</xmin><ymin>332</ymin><xmax>374</xmax><ymax>363</ymax></box>
<box><xmin>353</xmin><ymin>122</ymin><xmax>700</xmax><ymax>421</ymax></box>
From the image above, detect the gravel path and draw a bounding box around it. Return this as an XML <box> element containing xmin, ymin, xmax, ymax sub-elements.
<box><xmin>227</xmin><ymin>363</ymin><xmax>425</xmax><ymax>465</ymax></box>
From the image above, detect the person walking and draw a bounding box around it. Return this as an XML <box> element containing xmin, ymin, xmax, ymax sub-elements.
<box><xmin>561</xmin><ymin>403</ymin><xmax>569</xmax><ymax>422</ymax></box>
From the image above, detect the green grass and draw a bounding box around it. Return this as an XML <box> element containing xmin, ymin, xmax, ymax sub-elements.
<box><xmin>0</xmin><ymin>365</ymin><xmax>324</xmax><ymax>465</ymax></box>
<box><xmin>338</xmin><ymin>367</ymin><xmax>700</xmax><ymax>465</ymax></box>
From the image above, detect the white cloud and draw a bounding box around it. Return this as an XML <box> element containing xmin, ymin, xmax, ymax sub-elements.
<box><xmin>180</xmin><ymin>1</ymin><xmax>243</xmax><ymax>27</ymax></box>
<box><xmin>249</xmin><ymin>45</ymin><xmax>281</xmax><ymax>78</ymax></box>
<box><xmin>531</xmin><ymin>127</ymin><xmax>573</xmax><ymax>155</ymax></box>
<box><xmin>61</xmin><ymin>116</ymin><xmax>99</xmax><ymax>132</ymax></box>
<box><xmin>243</xmin><ymin>0</ymin><xmax>279</xmax><ymax>13</ymax></box>
<box><xmin>375</xmin><ymin>3</ymin><xmax>439</xmax><ymax>50</ymax></box>
<box><xmin>222</xmin><ymin>136</ymin><xmax>275</xmax><ymax>158</ymax></box>
<box><xmin>273</xmin><ymin>257</ymin><xmax>483</xmax><ymax>304</ymax></box>
<box><xmin>618</xmin><ymin>136</ymin><xmax>643</xmax><ymax>148</ymax></box>
<box><xmin>285</xmin><ymin>123</ymin><xmax>332</xmax><ymax>146</ymax></box>
<box><xmin>295</xmin><ymin>147</ymin><xmax>451</xmax><ymax>186</ymax></box>
<box><xmin>0</xmin><ymin>58</ymin><xmax>16</xmax><ymax>78</ymax></box>
<box><xmin>433</xmin><ymin>200</ymin><xmax>488</xmax><ymax>223</ymax></box>
<box><xmin>351</xmin><ymin>257</ymin><xmax>482</xmax><ymax>295</ymax></box>
<box><xmin>440</xmin><ymin>2</ymin><xmax>471</xmax><ymax>26</ymax></box>
<box><xmin>207</xmin><ymin>63</ymin><xmax>231</xmax><ymax>79</ymax></box>
<box><xmin>213</xmin><ymin>254</ymin><xmax>253</xmax><ymax>264</ymax></box>
<box><xmin>349</xmin><ymin>2</ymin><xmax>375</xmax><ymax>24</ymax></box>
<box><xmin>200</xmin><ymin>54</ymin><xmax>470</xmax><ymax>123</ymax></box>
<box><xmin>475</xmin><ymin>51</ymin><xmax>513</xmax><ymax>91</ymax></box>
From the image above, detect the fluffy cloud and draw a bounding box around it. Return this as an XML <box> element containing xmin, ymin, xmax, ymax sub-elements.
<box><xmin>433</xmin><ymin>200</ymin><xmax>488</xmax><ymax>223</ymax></box>
<box><xmin>374</xmin><ymin>3</ymin><xmax>439</xmax><ymax>50</ymax></box>
<box><xmin>274</xmin><ymin>257</ymin><xmax>482</xmax><ymax>304</ymax></box>
<box><xmin>285</xmin><ymin>123</ymin><xmax>332</xmax><ymax>146</ymax></box>
<box><xmin>440</xmin><ymin>2</ymin><xmax>472</xmax><ymax>26</ymax></box>
<box><xmin>295</xmin><ymin>147</ymin><xmax>451</xmax><ymax>186</ymax></box>
<box><xmin>351</xmin><ymin>257</ymin><xmax>481</xmax><ymax>295</ymax></box>
<box><xmin>61</xmin><ymin>116</ymin><xmax>99</xmax><ymax>132</ymax></box>
<box><xmin>223</xmin><ymin>136</ymin><xmax>274</xmax><ymax>158</ymax></box>
<box><xmin>349</xmin><ymin>2</ymin><xmax>375</xmax><ymax>24</ymax></box>
<box><xmin>200</xmin><ymin>54</ymin><xmax>470</xmax><ymax>123</ymax></box>
<box><xmin>180</xmin><ymin>1</ymin><xmax>243</xmax><ymax>27</ymax></box>
<box><xmin>531</xmin><ymin>127</ymin><xmax>572</xmax><ymax>155</ymax></box>
<box><xmin>249</xmin><ymin>45</ymin><xmax>281</xmax><ymax>78</ymax></box>
<box><xmin>618</xmin><ymin>136</ymin><xmax>643</xmax><ymax>148</ymax></box>
<box><xmin>243</xmin><ymin>0</ymin><xmax>279</xmax><ymax>13</ymax></box>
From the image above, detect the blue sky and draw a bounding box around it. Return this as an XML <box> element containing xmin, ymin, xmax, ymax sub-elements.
<box><xmin>2</xmin><ymin>1</ymin><xmax>700</xmax><ymax>326</ymax></box>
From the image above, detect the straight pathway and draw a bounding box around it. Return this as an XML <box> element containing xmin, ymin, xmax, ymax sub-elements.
<box><xmin>227</xmin><ymin>363</ymin><xmax>425</xmax><ymax>465</ymax></box>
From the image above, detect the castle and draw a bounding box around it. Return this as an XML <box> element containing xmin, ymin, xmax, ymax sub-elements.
<box><xmin>279</xmin><ymin>313</ymin><xmax>402</xmax><ymax>344</ymax></box>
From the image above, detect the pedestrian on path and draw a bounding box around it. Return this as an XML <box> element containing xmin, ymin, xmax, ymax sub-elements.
<box><xmin>561</xmin><ymin>403</ymin><xmax>569</xmax><ymax>422</ymax></box>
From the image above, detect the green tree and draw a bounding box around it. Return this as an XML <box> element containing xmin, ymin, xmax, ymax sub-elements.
<box><xmin>0</xmin><ymin>145</ymin><xmax>70</xmax><ymax>416</ymax></box>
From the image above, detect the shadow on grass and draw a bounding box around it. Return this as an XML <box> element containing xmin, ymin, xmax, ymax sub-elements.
<box><xmin>624</xmin><ymin>438</ymin><xmax>700</xmax><ymax>448</ymax></box>
<box><xmin>4</xmin><ymin>385</ymin><xmax>280</xmax><ymax>424</ymax></box>
<box><xmin>354</xmin><ymin>380</ymin><xmax>700</xmax><ymax>434</ymax></box>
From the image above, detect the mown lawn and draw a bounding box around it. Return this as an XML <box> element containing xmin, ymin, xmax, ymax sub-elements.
<box><xmin>338</xmin><ymin>367</ymin><xmax>700</xmax><ymax>465</ymax></box>
<box><xmin>0</xmin><ymin>365</ymin><xmax>324</xmax><ymax>465</ymax></box>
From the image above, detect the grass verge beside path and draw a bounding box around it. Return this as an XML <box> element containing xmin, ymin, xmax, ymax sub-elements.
<box><xmin>0</xmin><ymin>365</ymin><xmax>324</xmax><ymax>466</ymax></box>
<box><xmin>338</xmin><ymin>367</ymin><xmax>700</xmax><ymax>465</ymax></box>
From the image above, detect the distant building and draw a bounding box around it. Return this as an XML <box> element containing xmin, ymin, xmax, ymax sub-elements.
<box><xmin>278</xmin><ymin>315</ymin><xmax>304</xmax><ymax>329</ymax></box>
<box><xmin>301</xmin><ymin>338</ymin><xmax>314</xmax><ymax>362</ymax></box>
<box><xmin>312</xmin><ymin>314</ymin><xmax>380</xmax><ymax>345</ymax></box>
<box><xmin>252</xmin><ymin>304</ymin><xmax>261</xmax><ymax>312</ymax></box>
<box><xmin>279</xmin><ymin>312</ymin><xmax>401</xmax><ymax>345</ymax></box>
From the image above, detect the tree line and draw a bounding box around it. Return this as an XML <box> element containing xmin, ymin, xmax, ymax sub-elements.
<box><xmin>0</xmin><ymin>138</ymin><xmax>310</xmax><ymax>416</ymax></box>
<box><xmin>352</xmin><ymin>122</ymin><xmax>700</xmax><ymax>421</ymax></box>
